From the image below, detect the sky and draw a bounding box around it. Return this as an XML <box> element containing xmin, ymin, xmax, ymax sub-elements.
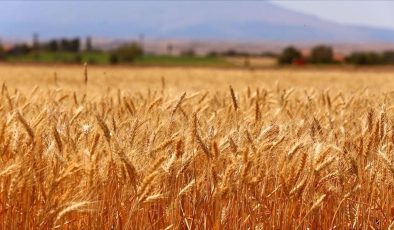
<box><xmin>1</xmin><ymin>1</ymin><xmax>394</xmax><ymax>42</ymax></box>
<box><xmin>273</xmin><ymin>1</ymin><xmax>394</xmax><ymax>30</ymax></box>
<box><xmin>0</xmin><ymin>1</ymin><xmax>394</xmax><ymax>30</ymax></box>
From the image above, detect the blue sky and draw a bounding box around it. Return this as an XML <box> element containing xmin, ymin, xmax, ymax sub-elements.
<box><xmin>1</xmin><ymin>1</ymin><xmax>394</xmax><ymax>41</ymax></box>
<box><xmin>1</xmin><ymin>1</ymin><xmax>393</xmax><ymax>29</ymax></box>
<box><xmin>273</xmin><ymin>1</ymin><xmax>394</xmax><ymax>29</ymax></box>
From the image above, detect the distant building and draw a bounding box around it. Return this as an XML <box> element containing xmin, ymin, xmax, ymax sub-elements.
<box><xmin>334</xmin><ymin>53</ymin><xmax>345</xmax><ymax>62</ymax></box>
<box><xmin>293</xmin><ymin>58</ymin><xmax>306</xmax><ymax>66</ymax></box>
<box><xmin>3</xmin><ymin>44</ymin><xmax>14</xmax><ymax>52</ymax></box>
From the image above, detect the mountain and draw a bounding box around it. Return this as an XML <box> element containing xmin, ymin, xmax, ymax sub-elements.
<box><xmin>1</xmin><ymin>1</ymin><xmax>394</xmax><ymax>43</ymax></box>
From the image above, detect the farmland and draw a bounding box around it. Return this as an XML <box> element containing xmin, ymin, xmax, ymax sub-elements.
<box><xmin>1</xmin><ymin>64</ymin><xmax>394</xmax><ymax>229</ymax></box>
<box><xmin>4</xmin><ymin>52</ymin><xmax>231</xmax><ymax>67</ymax></box>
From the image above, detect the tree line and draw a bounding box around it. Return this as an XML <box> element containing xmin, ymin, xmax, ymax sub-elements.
<box><xmin>3</xmin><ymin>38</ymin><xmax>83</xmax><ymax>56</ymax></box>
<box><xmin>1</xmin><ymin>37</ymin><xmax>394</xmax><ymax>66</ymax></box>
<box><xmin>0</xmin><ymin>36</ymin><xmax>144</xmax><ymax>64</ymax></box>
<box><xmin>278</xmin><ymin>45</ymin><xmax>394</xmax><ymax>65</ymax></box>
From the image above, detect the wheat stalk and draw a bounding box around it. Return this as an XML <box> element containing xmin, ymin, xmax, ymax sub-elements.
<box><xmin>229</xmin><ymin>85</ymin><xmax>238</xmax><ymax>111</ymax></box>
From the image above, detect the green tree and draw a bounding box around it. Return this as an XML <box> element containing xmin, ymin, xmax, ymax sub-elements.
<box><xmin>112</xmin><ymin>43</ymin><xmax>143</xmax><ymax>63</ymax></box>
<box><xmin>278</xmin><ymin>46</ymin><xmax>302</xmax><ymax>65</ymax></box>
<box><xmin>382</xmin><ymin>51</ymin><xmax>394</xmax><ymax>64</ymax></box>
<box><xmin>309</xmin><ymin>45</ymin><xmax>334</xmax><ymax>64</ymax></box>
<box><xmin>48</xmin><ymin>40</ymin><xmax>59</xmax><ymax>52</ymax></box>
<box><xmin>109</xmin><ymin>54</ymin><xmax>119</xmax><ymax>64</ymax></box>
<box><xmin>8</xmin><ymin>44</ymin><xmax>31</xmax><ymax>56</ymax></box>
<box><xmin>345</xmin><ymin>52</ymin><xmax>382</xmax><ymax>65</ymax></box>
<box><xmin>0</xmin><ymin>45</ymin><xmax>4</xmax><ymax>60</ymax></box>
<box><xmin>59</xmin><ymin>38</ymin><xmax>80</xmax><ymax>52</ymax></box>
<box><xmin>70</xmin><ymin>38</ymin><xmax>80</xmax><ymax>52</ymax></box>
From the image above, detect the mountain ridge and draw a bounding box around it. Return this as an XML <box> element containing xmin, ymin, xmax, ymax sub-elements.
<box><xmin>1</xmin><ymin>1</ymin><xmax>394</xmax><ymax>43</ymax></box>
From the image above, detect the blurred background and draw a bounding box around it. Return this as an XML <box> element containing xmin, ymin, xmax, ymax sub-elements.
<box><xmin>1</xmin><ymin>1</ymin><xmax>394</xmax><ymax>68</ymax></box>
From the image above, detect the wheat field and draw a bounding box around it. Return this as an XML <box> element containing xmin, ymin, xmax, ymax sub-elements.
<box><xmin>1</xmin><ymin>64</ymin><xmax>394</xmax><ymax>229</ymax></box>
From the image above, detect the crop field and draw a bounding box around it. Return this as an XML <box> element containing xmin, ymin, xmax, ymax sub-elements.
<box><xmin>1</xmin><ymin>64</ymin><xmax>394</xmax><ymax>229</ymax></box>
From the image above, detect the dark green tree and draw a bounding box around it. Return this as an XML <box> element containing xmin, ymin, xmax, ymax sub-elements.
<box><xmin>70</xmin><ymin>38</ymin><xmax>80</xmax><ymax>52</ymax></box>
<box><xmin>345</xmin><ymin>52</ymin><xmax>382</xmax><ymax>65</ymax></box>
<box><xmin>109</xmin><ymin>54</ymin><xmax>119</xmax><ymax>64</ymax></box>
<box><xmin>278</xmin><ymin>46</ymin><xmax>302</xmax><ymax>64</ymax></box>
<box><xmin>309</xmin><ymin>45</ymin><xmax>334</xmax><ymax>64</ymax></box>
<box><xmin>48</xmin><ymin>40</ymin><xmax>59</xmax><ymax>52</ymax></box>
<box><xmin>112</xmin><ymin>43</ymin><xmax>143</xmax><ymax>63</ymax></box>
<box><xmin>382</xmin><ymin>51</ymin><xmax>394</xmax><ymax>64</ymax></box>
<box><xmin>8</xmin><ymin>44</ymin><xmax>31</xmax><ymax>56</ymax></box>
<box><xmin>59</xmin><ymin>38</ymin><xmax>80</xmax><ymax>52</ymax></box>
<box><xmin>0</xmin><ymin>44</ymin><xmax>4</xmax><ymax>60</ymax></box>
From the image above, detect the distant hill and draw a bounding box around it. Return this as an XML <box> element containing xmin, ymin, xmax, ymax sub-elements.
<box><xmin>1</xmin><ymin>1</ymin><xmax>394</xmax><ymax>43</ymax></box>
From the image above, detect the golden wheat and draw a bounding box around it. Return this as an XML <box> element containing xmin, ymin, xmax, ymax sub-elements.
<box><xmin>0</xmin><ymin>64</ymin><xmax>394</xmax><ymax>229</ymax></box>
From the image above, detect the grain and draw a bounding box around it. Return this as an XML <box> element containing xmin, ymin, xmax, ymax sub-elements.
<box><xmin>0</xmin><ymin>64</ymin><xmax>393</xmax><ymax>229</ymax></box>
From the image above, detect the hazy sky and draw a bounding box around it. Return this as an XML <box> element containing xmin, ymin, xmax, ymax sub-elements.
<box><xmin>1</xmin><ymin>1</ymin><xmax>394</xmax><ymax>30</ymax></box>
<box><xmin>273</xmin><ymin>1</ymin><xmax>394</xmax><ymax>29</ymax></box>
<box><xmin>1</xmin><ymin>1</ymin><xmax>394</xmax><ymax>41</ymax></box>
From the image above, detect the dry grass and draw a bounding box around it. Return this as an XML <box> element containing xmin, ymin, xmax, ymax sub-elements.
<box><xmin>1</xmin><ymin>64</ymin><xmax>394</xmax><ymax>229</ymax></box>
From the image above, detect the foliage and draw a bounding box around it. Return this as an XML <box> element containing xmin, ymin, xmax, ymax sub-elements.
<box><xmin>382</xmin><ymin>51</ymin><xmax>394</xmax><ymax>64</ymax></box>
<box><xmin>109</xmin><ymin>54</ymin><xmax>119</xmax><ymax>64</ymax></box>
<box><xmin>309</xmin><ymin>45</ymin><xmax>334</xmax><ymax>64</ymax></box>
<box><xmin>34</xmin><ymin>38</ymin><xmax>81</xmax><ymax>52</ymax></box>
<box><xmin>278</xmin><ymin>46</ymin><xmax>302</xmax><ymax>64</ymax></box>
<box><xmin>0</xmin><ymin>45</ymin><xmax>4</xmax><ymax>60</ymax></box>
<box><xmin>111</xmin><ymin>43</ymin><xmax>144</xmax><ymax>63</ymax></box>
<box><xmin>6</xmin><ymin>44</ymin><xmax>31</xmax><ymax>56</ymax></box>
<box><xmin>345</xmin><ymin>52</ymin><xmax>383</xmax><ymax>65</ymax></box>
<box><xmin>59</xmin><ymin>38</ymin><xmax>80</xmax><ymax>52</ymax></box>
<box><xmin>46</xmin><ymin>40</ymin><xmax>59</xmax><ymax>51</ymax></box>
